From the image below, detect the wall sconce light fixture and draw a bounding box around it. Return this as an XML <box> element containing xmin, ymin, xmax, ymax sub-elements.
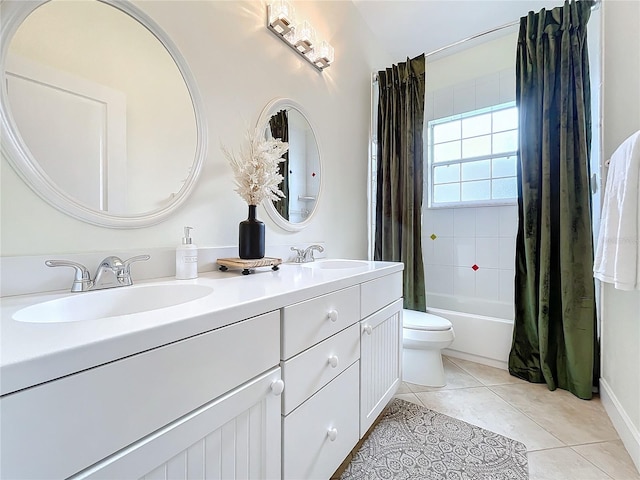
<box><xmin>267</xmin><ymin>1</ymin><xmax>334</xmax><ymax>71</ymax></box>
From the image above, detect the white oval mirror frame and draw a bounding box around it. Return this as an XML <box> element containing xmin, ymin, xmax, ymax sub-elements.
<box><xmin>0</xmin><ymin>0</ymin><xmax>207</xmax><ymax>228</ymax></box>
<box><xmin>256</xmin><ymin>98</ymin><xmax>322</xmax><ymax>232</ymax></box>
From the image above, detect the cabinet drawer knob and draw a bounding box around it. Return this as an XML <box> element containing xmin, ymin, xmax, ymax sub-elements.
<box><xmin>363</xmin><ymin>324</ymin><xmax>373</xmax><ymax>335</ymax></box>
<box><xmin>328</xmin><ymin>355</ymin><xmax>339</xmax><ymax>368</ymax></box>
<box><xmin>270</xmin><ymin>379</ymin><xmax>285</xmax><ymax>396</ymax></box>
<box><xmin>327</xmin><ymin>310</ymin><xmax>339</xmax><ymax>322</ymax></box>
<box><xmin>327</xmin><ymin>427</ymin><xmax>338</xmax><ymax>441</ymax></box>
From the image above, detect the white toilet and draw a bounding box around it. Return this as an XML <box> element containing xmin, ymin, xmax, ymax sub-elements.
<box><xmin>402</xmin><ymin>309</ymin><xmax>455</xmax><ymax>387</ymax></box>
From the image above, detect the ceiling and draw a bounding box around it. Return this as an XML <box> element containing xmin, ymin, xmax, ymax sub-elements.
<box><xmin>351</xmin><ymin>0</ymin><xmax>564</xmax><ymax>61</ymax></box>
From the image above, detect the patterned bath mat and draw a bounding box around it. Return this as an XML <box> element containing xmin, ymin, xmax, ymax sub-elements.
<box><xmin>340</xmin><ymin>398</ymin><xmax>528</xmax><ymax>480</ymax></box>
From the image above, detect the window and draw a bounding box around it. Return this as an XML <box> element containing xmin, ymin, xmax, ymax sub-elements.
<box><xmin>428</xmin><ymin>103</ymin><xmax>518</xmax><ymax>207</ymax></box>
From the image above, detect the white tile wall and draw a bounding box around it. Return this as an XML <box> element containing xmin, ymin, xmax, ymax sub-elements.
<box><xmin>453</xmin><ymin>80</ymin><xmax>476</xmax><ymax>115</ymax></box>
<box><xmin>499</xmin><ymin>236</ymin><xmax>516</xmax><ymax>270</ymax></box>
<box><xmin>499</xmin><ymin>205</ymin><xmax>518</xmax><ymax>237</ymax></box>
<box><xmin>475</xmin><ymin>74</ymin><xmax>501</xmax><ymax>110</ymax></box>
<box><xmin>433</xmin><ymin>236</ymin><xmax>454</xmax><ymax>265</ymax></box>
<box><xmin>423</xmin><ymin>205</ymin><xmax>518</xmax><ymax>317</ymax></box>
<box><xmin>426</xmin><ymin>208</ymin><xmax>454</xmax><ymax>236</ymax></box>
<box><xmin>453</xmin><ymin>209</ymin><xmax>476</xmax><ymax>237</ymax></box>
<box><xmin>422</xmin><ymin>234</ymin><xmax>435</xmax><ymax>265</ymax></box>
<box><xmin>476</xmin><ymin>237</ymin><xmax>499</xmax><ymax>268</ymax></box>
<box><xmin>454</xmin><ymin>237</ymin><xmax>476</xmax><ymax>266</ymax></box>
<box><xmin>426</xmin><ymin>68</ymin><xmax>515</xmax><ymax>122</ymax></box>
<box><xmin>475</xmin><ymin>268</ymin><xmax>500</xmax><ymax>301</ymax></box>
<box><xmin>426</xmin><ymin>265</ymin><xmax>454</xmax><ymax>295</ymax></box>
<box><xmin>422</xmin><ymin>67</ymin><xmax>519</xmax><ymax>318</ymax></box>
<box><xmin>433</xmin><ymin>86</ymin><xmax>454</xmax><ymax>119</ymax></box>
<box><xmin>425</xmin><ymin>92</ymin><xmax>435</xmax><ymax>124</ymax></box>
<box><xmin>499</xmin><ymin>269</ymin><xmax>516</xmax><ymax>303</ymax></box>
<box><xmin>453</xmin><ymin>266</ymin><xmax>476</xmax><ymax>297</ymax></box>
<box><xmin>475</xmin><ymin>207</ymin><xmax>500</xmax><ymax>237</ymax></box>
<box><xmin>499</xmin><ymin>69</ymin><xmax>517</xmax><ymax>104</ymax></box>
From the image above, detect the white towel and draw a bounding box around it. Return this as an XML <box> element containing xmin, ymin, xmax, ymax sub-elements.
<box><xmin>594</xmin><ymin>130</ymin><xmax>640</xmax><ymax>290</ymax></box>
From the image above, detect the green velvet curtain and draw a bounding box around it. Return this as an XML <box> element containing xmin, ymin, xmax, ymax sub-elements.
<box><xmin>509</xmin><ymin>0</ymin><xmax>599</xmax><ymax>400</ymax></box>
<box><xmin>269</xmin><ymin>110</ymin><xmax>289</xmax><ymax>220</ymax></box>
<box><xmin>374</xmin><ymin>54</ymin><xmax>426</xmax><ymax>312</ymax></box>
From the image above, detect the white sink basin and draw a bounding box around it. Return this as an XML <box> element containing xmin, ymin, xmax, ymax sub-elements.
<box><xmin>302</xmin><ymin>259</ymin><xmax>369</xmax><ymax>270</ymax></box>
<box><xmin>12</xmin><ymin>284</ymin><xmax>214</xmax><ymax>324</ymax></box>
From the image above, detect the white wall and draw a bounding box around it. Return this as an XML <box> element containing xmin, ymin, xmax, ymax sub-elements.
<box><xmin>599</xmin><ymin>0</ymin><xmax>640</xmax><ymax>471</ymax></box>
<box><xmin>0</xmin><ymin>0</ymin><xmax>393</xmax><ymax>260</ymax></box>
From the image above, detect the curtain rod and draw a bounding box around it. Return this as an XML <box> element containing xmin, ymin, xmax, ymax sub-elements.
<box><xmin>425</xmin><ymin>19</ymin><xmax>519</xmax><ymax>59</ymax></box>
<box><xmin>372</xmin><ymin>0</ymin><xmax>600</xmax><ymax>83</ymax></box>
<box><xmin>426</xmin><ymin>0</ymin><xmax>601</xmax><ymax>58</ymax></box>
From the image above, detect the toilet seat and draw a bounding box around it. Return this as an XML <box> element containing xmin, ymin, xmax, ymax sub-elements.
<box><xmin>403</xmin><ymin>310</ymin><xmax>452</xmax><ymax>331</ymax></box>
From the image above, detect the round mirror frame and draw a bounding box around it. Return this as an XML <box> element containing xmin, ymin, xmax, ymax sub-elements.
<box><xmin>256</xmin><ymin>98</ymin><xmax>322</xmax><ymax>232</ymax></box>
<box><xmin>0</xmin><ymin>0</ymin><xmax>207</xmax><ymax>228</ymax></box>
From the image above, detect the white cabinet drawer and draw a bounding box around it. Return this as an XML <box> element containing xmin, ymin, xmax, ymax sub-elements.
<box><xmin>281</xmin><ymin>323</ymin><xmax>360</xmax><ymax>415</ymax></box>
<box><xmin>0</xmin><ymin>311</ymin><xmax>280</xmax><ymax>480</ymax></box>
<box><xmin>361</xmin><ymin>271</ymin><xmax>403</xmax><ymax>318</ymax></box>
<box><xmin>282</xmin><ymin>362</ymin><xmax>360</xmax><ymax>480</ymax></box>
<box><xmin>282</xmin><ymin>285</ymin><xmax>360</xmax><ymax>359</ymax></box>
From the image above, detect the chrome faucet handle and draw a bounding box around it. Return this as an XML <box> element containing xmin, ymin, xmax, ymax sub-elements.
<box><xmin>120</xmin><ymin>255</ymin><xmax>151</xmax><ymax>285</ymax></box>
<box><xmin>94</xmin><ymin>255</ymin><xmax>150</xmax><ymax>288</ymax></box>
<box><xmin>290</xmin><ymin>247</ymin><xmax>305</xmax><ymax>263</ymax></box>
<box><xmin>303</xmin><ymin>244</ymin><xmax>324</xmax><ymax>262</ymax></box>
<box><xmin>122</xmin><ymin>255</ymin><xmax>151</xmax><ymax>270</ymax></box>
<box><xmin>45</xmin><ymin>260</ymin><xmax>92</xmax><ymax>292</ymax></box>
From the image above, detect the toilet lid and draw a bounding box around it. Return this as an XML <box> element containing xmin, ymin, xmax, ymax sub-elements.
<box><xmin>403</xmin><ymin>310</ymin><xmax>452</xmax><ymax>331</ymax></box>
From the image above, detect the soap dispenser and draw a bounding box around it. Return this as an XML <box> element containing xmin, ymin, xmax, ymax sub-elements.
<box><xmin>176</xmin><ymin>226</ymin><xmax>198</xmax><ymax>280</ymax></box>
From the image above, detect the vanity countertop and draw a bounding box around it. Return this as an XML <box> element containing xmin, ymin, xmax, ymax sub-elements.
<box><xmin>0</xmin><ymin>261</ymin><xmax>403</xmax><ymax>396</ymax></box>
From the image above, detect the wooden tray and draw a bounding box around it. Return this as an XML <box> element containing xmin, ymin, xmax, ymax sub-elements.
<box><xmin>216</xmin><ymin>257</ymin><xmax>282</xmax><ymax>275</ymax></box>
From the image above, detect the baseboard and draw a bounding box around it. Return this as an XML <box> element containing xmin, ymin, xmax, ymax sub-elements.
<box><xmin>600</xmin><ymin>378</ymin><xmax>640</xmax><ymax>473</ymax></box>
<box><xmin>442</xmin><ymin>349</ymin><xmax>508</xmax><ymax>371</ymax></box>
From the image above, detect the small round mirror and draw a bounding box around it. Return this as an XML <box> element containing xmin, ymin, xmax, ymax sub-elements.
<box><xmin>256</xmin><ymin>98</ymin><xmax>322</xmax><ymax>231</ymax></box>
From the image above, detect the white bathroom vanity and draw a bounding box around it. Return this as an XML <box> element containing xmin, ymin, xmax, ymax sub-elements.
<box><xmin>0</xmin><ymin>260</ymin><xmax>403</xmax><ymax>479</ymax></box>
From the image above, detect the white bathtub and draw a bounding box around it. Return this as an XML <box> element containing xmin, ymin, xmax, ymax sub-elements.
<box><xmin>428</xmin><ymin>304</ymin><xmax>515</xmax><ymax>370</ymax></box>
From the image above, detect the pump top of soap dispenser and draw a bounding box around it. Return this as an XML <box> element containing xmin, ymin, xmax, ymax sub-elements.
<box><xmin>182</xmin><ymin>226</ymin><xmax>194</xmax><ymax>245</ymax></box>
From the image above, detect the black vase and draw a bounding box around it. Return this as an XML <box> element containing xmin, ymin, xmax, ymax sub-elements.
<box><xmin>239</xmin><ymin>204</ymin><xmax>265</xmax><ymax>259</ymax></box>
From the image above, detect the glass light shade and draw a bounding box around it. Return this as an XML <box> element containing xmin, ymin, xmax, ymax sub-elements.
<box><xmin>268</xmin><ymin>1</ymin><xmax>294</xmax><ymax>35</ymax></box>
<box><xmin>288</xmin><ymin>20</ymin><xmax>315</xmax><ymax>54</ymax></box>
<box><xmin>266</xmin><ymin>4</ymin><xmax>333</xmax><ymax>71</ymax></box>
<box><xmin>309</xmin><ymin>40</ymin><xmax>334</xmax><ymax>69</ymax></box>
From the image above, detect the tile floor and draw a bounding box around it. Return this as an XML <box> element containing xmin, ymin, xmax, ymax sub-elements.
<box><xmin>389</xmin><ymin>356</ymin><xmax>640</xmax><ymax>480</ymax></box>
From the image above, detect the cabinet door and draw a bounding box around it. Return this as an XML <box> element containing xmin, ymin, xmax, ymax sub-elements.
<box><xmin>360</xmin><ymin>299</ymin><xmax>403</xmax><ymax>437</ymax></box>
<box><xmin>72</xmin><ymin>368</ymin><xmax>283</xmax><ymax>480</ymax></box>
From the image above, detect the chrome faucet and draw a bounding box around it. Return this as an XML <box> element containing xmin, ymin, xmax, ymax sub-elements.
<box><xmin>46</xmin><ymin>255</ymin><xmax>150</xmax><ymax>292</ymax></box>
<box><xmin>290</xmin><ymin>245</ymin><xmax>324</xmax><ymax>263</ymax></box>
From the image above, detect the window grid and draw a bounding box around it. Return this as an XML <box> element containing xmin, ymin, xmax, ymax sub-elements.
<box><xmin>428</xmin><ymin>103</ymin><xmax>518</xmax><ymax>207</ymax></box>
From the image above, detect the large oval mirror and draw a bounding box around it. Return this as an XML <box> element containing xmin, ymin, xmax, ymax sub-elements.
<box><xmin>256</xmin><ymin>98</ymin><xmax>322</xmax><ymax>232</ymax></box>
<box><xmin>0</xmin><ymin>0</ymin><xmax>207</xmax><ymax>228</ymax></box>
